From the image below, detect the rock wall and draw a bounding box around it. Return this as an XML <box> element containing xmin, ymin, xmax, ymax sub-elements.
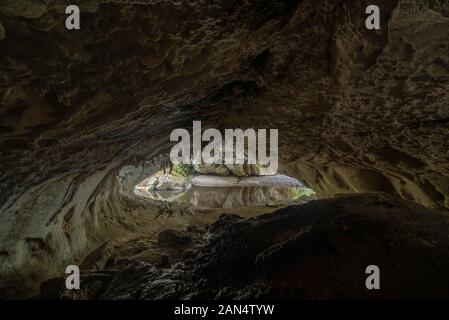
<box><xmin>0</xmin><ymin>0</ymin><xmax>449</xmax><ymax>298</ymax></box>
<box><xmin>101</xmin><ymin>193</ymin><xmax>449</xmax><ymax>300</ymax></box>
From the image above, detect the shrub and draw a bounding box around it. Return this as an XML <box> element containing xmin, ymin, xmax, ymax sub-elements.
<box><xmin>172</xmin><ymin>164</ymin><xmax>195</xmax><ymax>179</ymax></box>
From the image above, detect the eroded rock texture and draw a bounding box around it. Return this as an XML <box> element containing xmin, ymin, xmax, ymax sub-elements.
<box><xmin>97</xmin><ymin>194</ymin><xmax>449</xmax><ymax>300</ymax></box>
<box><xmin>0</xmin><ymin>0</ymin><xmax>449</xmax><ymax>298</ymax></box>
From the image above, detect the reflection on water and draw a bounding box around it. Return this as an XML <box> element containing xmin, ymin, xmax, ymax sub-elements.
<box><xmin>135</xmin><ymin>184</ymin><xmax>316</xmax><ymax>208</ymax></box>
<box><xmin>188</xmin><ymin>185</ymin><xmax>314</xmax><ymax>208</ymax></box>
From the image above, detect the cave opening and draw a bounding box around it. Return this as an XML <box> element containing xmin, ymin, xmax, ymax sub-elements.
<box><xmin>134</xmin><ymin>156</ymin><xmax>316</xmax><ymax>210</ymax></box>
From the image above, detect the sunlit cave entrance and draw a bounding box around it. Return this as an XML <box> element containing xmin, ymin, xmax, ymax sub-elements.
<box><xmin>134</xmin><ymin>161</ymin><xmax>316</xmax><ymax>210</ymax></box>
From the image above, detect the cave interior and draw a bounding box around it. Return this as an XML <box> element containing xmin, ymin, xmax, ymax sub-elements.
<box><xmin>0</xmin><ymin>0</ymin><xmax>449</xmax><ymax>300</ymax></box>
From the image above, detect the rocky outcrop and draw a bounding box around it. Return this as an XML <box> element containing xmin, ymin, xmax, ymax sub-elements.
<box><xmin>194</xmin><ymin>163</ymin><xmax>277</xmax><ymax>177</ymax></box>
<box><xmin>194</xmin><ymin>156</ymin><xmax>277</xmax><ymax>177</ymax></box>
<box><xmin>139</xmin><ymin>173</ymin><xmax>189</xmax><ymax>192</ymax></box>
<box><xmin>100</xmin><ymin>193</ymin><xmax>449</xmax><ymax>300</ymax></box>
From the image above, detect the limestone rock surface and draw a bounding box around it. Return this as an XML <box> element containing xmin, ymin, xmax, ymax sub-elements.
<box><xmin>0</xmin><ymin>0</ymin><xmax>449</xmax><ymax>298</ymax></box>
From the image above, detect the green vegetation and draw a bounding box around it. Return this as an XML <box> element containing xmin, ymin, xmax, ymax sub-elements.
<box><xmin>172</xmin><ymin>164</ymin><xmax>195</xmax><ymax>180</ymax></box>
<box><xmin>289</xmin><ymin>187</ymin><xmax>316</xmax><ymax>200</ymax></box>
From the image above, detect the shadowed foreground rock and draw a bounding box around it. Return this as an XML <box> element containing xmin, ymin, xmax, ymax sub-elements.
<box><xmin>97</xmin><ymin>193</ymin><xmax>449</xmax><ymax>300</ymax></box>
